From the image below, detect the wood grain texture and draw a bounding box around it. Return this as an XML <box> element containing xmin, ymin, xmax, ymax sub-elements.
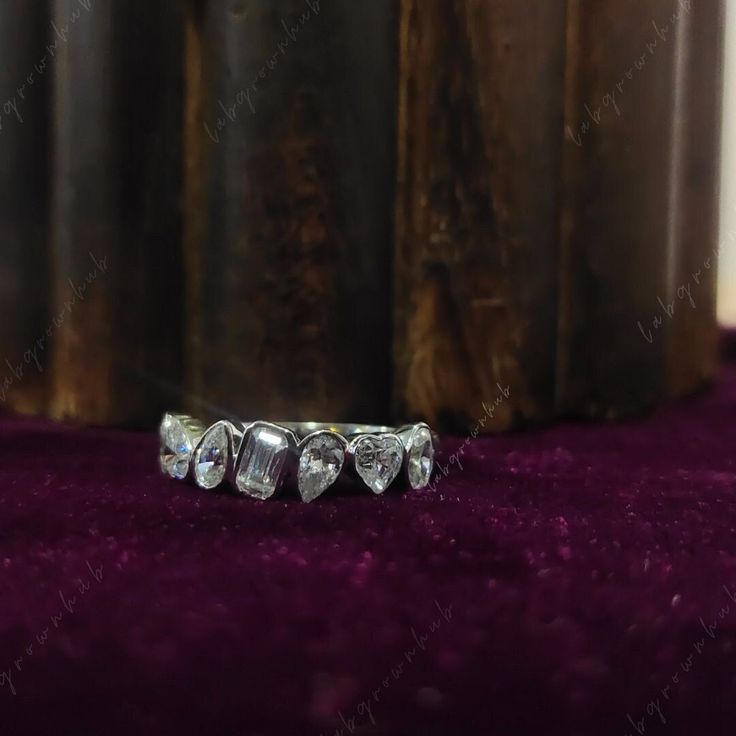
<box><xmin>185</xmin><ymin>0</ymin><xmax>397</xmax><ymax>423</ymax></box>
<box><xmin>2</xmin><ymin>0</ymin><xmax>719</xmax><ymax>431</ymax></box>
<box><xmin>557</xmin><ymin>0</ymin><xmax>682</xmax><ymax>418</ymax></box>
<box><xmin>394</xmin><ymin>0</ymin><xmax>568</xmax><ymax>431</ymax></box>
<box><xmin>665</xmin><ymin>0</ymin><xmax>724</xmax><ymax>396</ymax></box>
<box><xmin>50</xmin><ymin>0</ymin><xmax>184</xmax><ymax>427</ymax></box>
<box><xmin>0</xmin><ymin>1</ymin><xmax>50</xmax><ymax>415</ymax></box>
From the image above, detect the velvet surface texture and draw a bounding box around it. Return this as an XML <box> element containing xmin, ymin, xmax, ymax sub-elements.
<box><xmin>2</xmin><ymin>344</ymin><xmax>736</xmax><ymax>735</ymax></box>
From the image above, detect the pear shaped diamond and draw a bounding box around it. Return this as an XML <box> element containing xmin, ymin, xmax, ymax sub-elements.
<box><xmin>298</xmin><ymin>433</ymin><xmax>346</xmax><ymax>502</ymax></box>
<box><xmin>407</xmin><ymin>425</ymin><xmax>434</xmax><ymax>490</ymax></box>
<box><xmin>159</xmin><ymin>413</ymin><xmax>202</xmax><ymax>480</ymax></box>
<box><xmin>353</xmin><ymin>435</ymin><xmax>403</xmax><ymax>494</ymax></box>
<box><xmin>193</xmin><ymin>423</ymin><xmax>230</xmax><ymax>489</ymax></box>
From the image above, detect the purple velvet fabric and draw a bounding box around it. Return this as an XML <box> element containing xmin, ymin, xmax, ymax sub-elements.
<box><xmin>2</xmin><ymin>352</ymin><xmax>736</xmax><ymax>735</ymax></box>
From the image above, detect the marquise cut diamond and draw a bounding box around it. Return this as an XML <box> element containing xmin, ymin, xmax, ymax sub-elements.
<box><xmin>353</xmin><ymin>435</ymin><xmax>403</xmax><ymax>494</ymax></box>
<box><xmin>407</xmin><ymin>425</ymin><xmax>434</xmax><ymax>489</ymax></box>
<box><xmin>159</xmin><ymin>414</ymin><xmax>197</xmax><ymax>480</ymax></box>
<box><xmin>298</xmin><ymin>433</ymin><xmax>345</xmax><ymax>502</ymax></box>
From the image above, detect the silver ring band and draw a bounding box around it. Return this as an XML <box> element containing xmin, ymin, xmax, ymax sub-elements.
<box><xmin>159</xmin><ymin>414</ymin><xmax>436</xmax><ymax>503</ymax></box>
<box><xmin>274</xmin><ymin>422</ymin><xmax>398</xmax><ymax>438</ymax></box>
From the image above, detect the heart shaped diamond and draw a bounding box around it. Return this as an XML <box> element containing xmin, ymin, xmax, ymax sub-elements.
<box><xmin>352</xmin><ymin>435</ymin><xmax>404</xmax><ymax>494</ymax></box>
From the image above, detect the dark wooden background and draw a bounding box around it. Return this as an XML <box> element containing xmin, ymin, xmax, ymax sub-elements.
<box><xmin>0</xmin><ymin>0</ymin><xmax>725</xmax><ymax>432</ymax></box>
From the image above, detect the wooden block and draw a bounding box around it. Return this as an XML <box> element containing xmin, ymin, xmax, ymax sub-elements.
<box><xmin>557</xmin><ymin>0</ymin><xmax>683</xmax><ymax>418</ymax></box>
<box><xmin>50</xmin><ymin>0</ymin><xmax>184</xmax><ymax>427</ymax></box>
<box><xmin>665</xmin><ymin>0</ymin><xmax>724</xmax><ymax>396</ymax></box>
<box><xmin>394</xmin><ymin>0</ymin><xmax>568</xmax><ymax>431</ymax></box>
<box><xmin>184</xmin><ymin>0</ymin><xmax>397</xmax><ymax>423</ymax></box>
<box><xmin>0</xmin><ymin>1</ymin><xmax>51</xmax><ymax>415</ymax></box>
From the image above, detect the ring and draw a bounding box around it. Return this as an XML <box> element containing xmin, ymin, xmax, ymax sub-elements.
<box><xmin>158</xmin><ymin>414</ymin><xmax>437</xmax><ymax>503</ymax></box>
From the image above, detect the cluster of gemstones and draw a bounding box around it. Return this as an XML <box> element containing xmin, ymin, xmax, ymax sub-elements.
<box><xmin>159</xmin><ymin>414</ymin><xmax>435</xmax><ymax>503</ymax></box>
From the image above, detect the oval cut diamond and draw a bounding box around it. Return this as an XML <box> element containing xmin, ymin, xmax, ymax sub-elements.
<box><xmin>193</xmin><ymin>423</ymin><xmax>229</xmax><ymax>489</ymax></box>
<box><xmin>159</xmin><ymin>414</ymin><xmax>195</xmax><ymax>480</ymax></box>
<box><xmin>407</xmin><ymin>425</ymin><xmax>434</xmax><ymax>489</ymax></box>
<box><xmin>298</xmin><ymin>433</ymin><xmax>345</xmax><ymax>502</ymax></box>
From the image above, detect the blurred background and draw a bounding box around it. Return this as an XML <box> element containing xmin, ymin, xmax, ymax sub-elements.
<box><xmin>719</xmin><ymin>0</ymin><xmax>736</xmax><ymax>326</ymax></box>
<box><xmin>0</xmin><ymin>0</ymin><xmax>732</xmax><ymax>433</ymax></box>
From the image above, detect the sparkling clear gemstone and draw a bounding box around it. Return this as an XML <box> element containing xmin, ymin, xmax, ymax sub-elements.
<box><xmin>193</xmin><ymin>423</ymin><xmax>229</xmax><ymax>489</ymax></box>
<box><xmin>354</xmin><ymin>435</ymin><xmax>403</xmax><ymax>494</ymax></box>
<box><xmin>407</xmin><ymin>426</ymin><xmax>434</xmax><ymax>489</ymax></box>
<box><xmin>159</xmin><ymin>414</ymin><xmax>195</xmax><ymax>480</ymax></box>
<box><xmin>236</xmin><ymin>424</ymin><xmax>290</xmax><ymax>499</ymax></box>
<box><xmin>298</xmin><ymin>434</ymin><xmax>345</xmax><ymax>502</ymax></box>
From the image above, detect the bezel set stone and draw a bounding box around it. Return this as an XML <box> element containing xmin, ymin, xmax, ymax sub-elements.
<box><xmin>348</xmin><ymin>434</ymin><xmax>404</xmax><ymax>495</ymax></box>
<box><xmin>398</xmin><ymin>422</ymin><xmax>435</xmax><ymax>491</ymax></box>
<box><xmin>191</xmin><ymin>420</ymin><xmax>242</xmax><ymax>490</ymax></box>
<box><xmin>297</xmin><ymin>431</ymin><xmax>348</xmax><ymax>503</ymax></box>
<box><xmin>235</xmin><ymin>422</ymin><xmax>296</xmax><ymax>500</ymax></box>
<box><xmin>159</xmin><ymin>415</ymin><xmax>437</xmax><ymax>502</ymax></box>
<box><xmin>159</xmin><ymin>413</ymin><xmax>206</xmax><ymax>481</ymax></box>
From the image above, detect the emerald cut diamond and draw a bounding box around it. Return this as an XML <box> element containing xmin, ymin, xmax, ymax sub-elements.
<box><xmin>235</xmin><ymin>423</ymin><xmax>292</xmax><ymax>500</ymax></box>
